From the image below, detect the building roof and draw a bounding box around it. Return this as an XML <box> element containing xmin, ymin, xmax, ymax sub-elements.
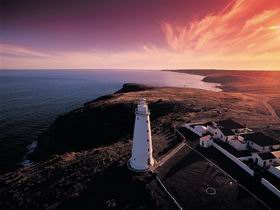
<box><xmin>216</xmin><ymin>119</ymin><xmax>245</xmax><ymax>129</ymax></box>
<box><xmin>242</xmin><ymin>132</ymin><xmax>280</xmax><ymax>147</ymax></box>
<box><xmin>204</xmin><ymin>121</ymin><xmax>214</xmax><ymax>126</ymax></box>
<box><xmin>272</xmin><ymin>151</ymin><xmax>280</xmax><ymax>159</ymax></box>
<box><xmin>220</xmin><ymin>127</ymin><xmax>235</xmax><ymax>136</ymax></box>
<box><xmin>257</xmin><ymin>151</ymin><xmax>280</xmax><ymax>160</ymax></box>
<box><xmin>258</xmin><ymin>152</ymin><xmax>276</xmax><ymax>160</ymax></box>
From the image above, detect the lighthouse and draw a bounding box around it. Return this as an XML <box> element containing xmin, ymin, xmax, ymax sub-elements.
<box><xmin>129</xmin><ymin>98</ymin><xmax>154</xmax><ymax>171</ymax></box>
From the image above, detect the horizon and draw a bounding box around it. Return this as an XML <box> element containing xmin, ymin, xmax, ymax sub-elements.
<box><xmin>1</xmin><ymin>0</ymin><xmax>280</xmax><ymax>70</ymax></box>
<box><xmin>1</xmin><ymin>69</ymin><xmax>280</xmax><ymax>72</ymax></box>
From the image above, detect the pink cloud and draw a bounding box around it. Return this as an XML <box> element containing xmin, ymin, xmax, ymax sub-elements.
<box><xmin>0</xmin><ymin>43</ymin><xmax>54</xmax><ymax>58</ymax></box>
<box><xmin>161</xmin><ymin>0</ymin><xmax>280</xmax><ymax>55</ymax></box>
<box><xmin>1</xmin><ymin>0</ymin><xmax>280</xmax><ymax>70</ymax></box>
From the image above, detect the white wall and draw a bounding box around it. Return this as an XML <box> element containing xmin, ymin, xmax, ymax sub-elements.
<box><xmin>249</xmin><ymin>142</ymin><xmax>270</xmax><ymax>152</ymax></box>
<box><xmin>239</xmin><ymin>156</ymin><xmax>252</xmax><ymax>161</ymax></box>
<box><xmin>261</xmin><ymin>178</ymin><xmax>280</xmax><ymax>198</ymax></box>
<box><xmin>207</xmin><ymin>127</ymin><xmax>227</xmax><ymax>142</ymax></box>
<box><xmin>228</xmin><ymin>138</ymin><xmax>247</xmax><ymax>151</ymax></box>
<box><xmin>200</xmin><ymin>135</ymin><xmax>213</xmax><ymax>148</ymax></box>
<box><xmin>268</xmin><ymin>166</ymin><xmax>280</xmax><ymax>179</ymax></box>
<box><xmin>213</xmin><ymin>142</ymin><xmax>254</xmax><ymax>176</ymax></box>
<box><xmin>248</xmin><ymin>141</ymin><xmax>280</xmax><ymax>152</ymax></box>
<box><xmin>252</xmin><ymin>153</ymin><xmax>276</xmax><ymax>168</ymax></box>
<box><xmin>252</xmin><ymin>153</ymin><xmax>264</xmax><ymax>167</ymax></box>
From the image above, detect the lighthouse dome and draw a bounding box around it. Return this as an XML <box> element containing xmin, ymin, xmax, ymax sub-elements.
<box><xmin>194</xmin><ymin>125</ymin><xmax>207</xmax><ymax>135</ymax></box>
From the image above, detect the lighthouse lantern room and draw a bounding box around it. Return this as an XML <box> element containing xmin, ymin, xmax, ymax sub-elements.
<box><xmin>129</xmin><ymin>98</ymin><xmax>154</xmax><ymax>171</ymax></box>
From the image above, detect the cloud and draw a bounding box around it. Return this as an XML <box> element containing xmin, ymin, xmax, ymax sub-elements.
<box><xmin>0</xmin><ymin>43</ymin><xmax>54</xmax><ymax>58</ymax></box>
<box><xmin>161</xmin><ymin>0</ymin><xmax>280</xmax><ymax>56</ymax></box>
<box><xmin>1</xmin><ymin>0</ymin><xmax>280</xmax><ymax>70</ymax></box>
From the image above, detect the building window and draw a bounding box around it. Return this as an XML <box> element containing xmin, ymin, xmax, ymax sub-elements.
<box><xmin>147</xmin><ymin>130</ymin><xmax>149</xmax><ymax>132</ymax></box>
<box><xmin>148</xmin><ymin>148</ymin><xmax>150</xmax><ymax>152</ymax></box>
<box><xmin>146</xmin><ymin>120</ymin><xmax>148</xmax><ymax>123</ymax></box>
<box><xmin>137</xmin><ymin>117</ymin><xmax>139</xmax><ymax>120</ymax></box>
<box><xmin>147</xmin><ymin>139</ymin><xmax>149</xmax><ymax>142</ymax></box>
<box><xmin>221</xmin><ymin>135</ymin><xmax>223</xmax><ymax>138</ymax></box>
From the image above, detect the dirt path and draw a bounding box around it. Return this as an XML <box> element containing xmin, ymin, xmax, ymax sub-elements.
<box><xmin>261</xmin><ymin>98</ymin><xmax>280</xmax><ymax>123</ymax></box>
<box><xmin>241</xmin><ymin>94</ymin><xmax>280</xmax><ymax>123</ymax></box>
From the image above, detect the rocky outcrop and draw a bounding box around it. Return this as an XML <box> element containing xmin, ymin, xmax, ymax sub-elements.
<box><xmin>114</xmin><ymin>83</ymin><xmax>154</xmax><ymax>93</ymax></box>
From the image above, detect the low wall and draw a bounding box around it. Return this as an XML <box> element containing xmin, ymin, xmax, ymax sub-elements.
<box><xmin>238</xmin><ymin>156</ymin><xmax>252</xmax><ymax>161</ymax></box>
<box><xmin>268</xmin><ymin>166</ymin><xmax>280</xmax><ymax>179</ymax></box>
<box><xmin>213</xmin><ymin>142</ymin><xmax>254</xmax><ymax>176</ymax></box>
<box><xmin>261</xmin><ymin>178</ymin><xmax>280</xmax><ymax>198</ymax></box>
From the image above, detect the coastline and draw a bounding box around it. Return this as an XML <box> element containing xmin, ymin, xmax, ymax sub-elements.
<box><xmin>164</xmin><ymin>69</ymin><xmax>280</xmax><ymax>94</ymax></box>
<box><xmin>1</xmin><ymin>83</ymin><xmax>280</xmax><ymax>209</ymax></box>
<box><xmin>1</xmin><ymin>69</ymin><xmax>212</xmax><ymax>173</ymax></box>
<box><xmin>15</xmin><ymin>73</ymin><xmax>222</xmax><ymax>168</ymax></box>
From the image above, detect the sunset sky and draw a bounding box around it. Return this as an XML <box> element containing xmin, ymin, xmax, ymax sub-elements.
<box><xmin>1</xmin><ymin>0</ymin><xmax>280</xmax><ymax>70</ymax></box>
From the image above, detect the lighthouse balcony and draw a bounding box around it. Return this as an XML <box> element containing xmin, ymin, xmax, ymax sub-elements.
<box><xmin>135</xmin><ymin>108</ymin><xmax>150</xmax><ymax>116</ymax></box>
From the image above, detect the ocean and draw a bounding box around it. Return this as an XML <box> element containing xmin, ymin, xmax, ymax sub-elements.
<box><xmin>0</xmin><ymin>69</ymin><xmax>220</xmax><ymax>173</ymax></box>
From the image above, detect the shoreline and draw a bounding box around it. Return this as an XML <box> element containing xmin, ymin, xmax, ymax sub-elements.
<box><xmin>1</xmin><ymin>83</ymin><xmax>280</xmax><ymax>209</ymax></box>
<box><xmin>15</xmin><ymin>74</ymin><xmax>222</xmax><ymax>168</ymax></box>
<box><xmin>164</xmin><ymin>69</ymin><xmax>280</xmax><ymax>94</ymax></box>
<box><xmin>4</xmin><ymin>69</ymin><xmax>280</xmax><ymax>172</ymax></box>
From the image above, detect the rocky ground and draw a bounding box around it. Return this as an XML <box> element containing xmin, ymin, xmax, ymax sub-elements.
<box><xmin>1</xmin><ymin>83</ymin><xmax>280</xmax><ymax>209</ymax></box>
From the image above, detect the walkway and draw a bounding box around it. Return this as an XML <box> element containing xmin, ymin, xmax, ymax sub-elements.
<box><xmin>151</xmin><ymin>142</ymin><xmax>186</xmax><ymax>172</ymax></box>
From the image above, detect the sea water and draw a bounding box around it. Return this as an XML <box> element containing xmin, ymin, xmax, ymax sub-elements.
<box><xmin>0</xmin><ymin>69</ymin><xmax>220</xmax><ymax>172</ymax></box>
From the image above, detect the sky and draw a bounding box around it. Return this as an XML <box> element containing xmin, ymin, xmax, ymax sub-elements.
<box><xmin>1</xmin><ymin>0</ymin><xmax>280</xmax><ymax>70</ymax></box>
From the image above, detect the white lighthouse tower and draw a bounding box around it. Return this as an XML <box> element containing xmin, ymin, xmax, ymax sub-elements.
<box><xmin>129</xmin><ymin>98</ymin><xmax>154</xmax><ymax>171</ymax></box>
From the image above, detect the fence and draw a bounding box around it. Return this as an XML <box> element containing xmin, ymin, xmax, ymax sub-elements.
<box><xmin>261</xmin><ymin>178</ymin><xmax>280</xmax><ymax>198</ymax></box>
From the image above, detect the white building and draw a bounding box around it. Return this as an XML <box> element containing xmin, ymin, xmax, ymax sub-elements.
<box><xmin>207</xmin><ymin>125</ymin><xmax>234</xmax><ymax>142</ymax></box>
<box><xmin>182</xmin><ymin>123</ymin><xmax>208</xmax><ymax>137</ymax></box>
<box><xmin>206</xmin><ymin>122</ymin><xmax>247</xmax><ymax>151</ymax></box>
<box><xmin>252</xmin><ymin>151</ymin><xmax>280</xmax><ymax>168</ymax></box>
<box><xmin>129</xmin><ymin>98</ymin><xmax>154</xmax><ymax>172</ymax></box>
<box><xmin>200</xmin><ymin>135</ymin><xmax>213</xmax><ymax>148</ymax></box>
<box><xmin>213</xmin><ymin>119</ymin><xmax>249</xmax><ymax>135</ymax></box>
<box><xmin>242</xmin><ymin>132</ymin><xmax>280</xmax><ymax>152</ymax></box>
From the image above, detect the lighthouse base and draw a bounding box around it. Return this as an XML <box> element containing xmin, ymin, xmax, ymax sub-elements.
<box><xmin>127</xmin><ymin>158</ymin><xmax>154</xmax><ymax>172</ymax></box>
